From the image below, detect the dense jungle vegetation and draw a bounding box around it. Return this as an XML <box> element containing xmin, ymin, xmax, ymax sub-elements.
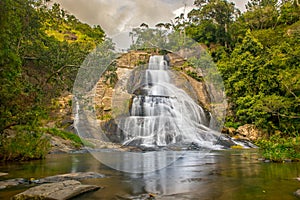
<box><xmin>0</xmin><ymin>0</ymin><xmax>299</xmax><ymax>161</ymax></box>
<box><xmin>0</xmin><ymin>0</ymin><xmax>105</xmax><ymax>160</ymax></box>
<box><xmin>185</xmin><ymin>0</ymin><xmax>300</xmax><ymax>161</ymax></box>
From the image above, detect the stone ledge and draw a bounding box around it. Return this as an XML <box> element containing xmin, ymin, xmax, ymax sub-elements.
<box><xmin>0</xmin><ymin>172</ymin><xmax>104</xmax><ymax>190</ymax></box>
<box><xmin>12</xmin><ymin>180</ymin><xmax>100</xmax><ymax>200</ymax></box>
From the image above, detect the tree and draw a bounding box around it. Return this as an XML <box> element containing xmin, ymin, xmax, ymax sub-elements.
<box><xmin>0</xmin><ymin>0</ymin><xmax>106</xmax><ymax>133</ymax></box>
<box><xmin>244</xmin><ymin>0</ymin><xmax>279</xmax><ymax>29</ymax></box>
<box><xmin>187</xmin><ymin>0</ymin><xmax>238</xmax><ymax>47</ymax></box>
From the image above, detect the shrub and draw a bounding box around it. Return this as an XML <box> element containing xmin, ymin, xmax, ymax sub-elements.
<box><xmin>256</xmin><ymin>135</ymin><xmax>300</xmax><ymax>162</ymax></box>
<box><xmin>0</xmin><ymin>126</ymin><xmax>51</xmax><ymax>161</ymax></box>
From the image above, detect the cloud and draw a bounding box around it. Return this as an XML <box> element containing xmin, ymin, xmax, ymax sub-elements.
<box><xmin>231</xmin><ymin>0</ymin><xmax>247</xmax><ymax>11</ymax></box>
<box><xmin>53</xmin><ymin>0</ymin><xmax>197</xmax><ymax>36</ymax></box>
<box><xmin>53</xmin><ymin>0</ymin><xmax>247</xmax><ymax>37</ymax></box>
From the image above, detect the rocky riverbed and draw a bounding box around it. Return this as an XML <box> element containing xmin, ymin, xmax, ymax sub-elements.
<box><xmin>0</xmin><ymin>172</ymin><xmax>104</xmax><ymax>200</ymax></box>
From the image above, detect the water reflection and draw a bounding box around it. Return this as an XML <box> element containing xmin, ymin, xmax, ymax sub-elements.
<box><xmin>91</xmin><ymin>151</ymin><xmax>183</xmax><ymax>173</ymax></box>
<box><xmin>1</xmin><ymin>150</ymin><xmax>300</xmax><ymax>200</ymax></box>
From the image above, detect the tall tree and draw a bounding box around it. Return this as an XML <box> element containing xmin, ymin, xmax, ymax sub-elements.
<box><xmin>187</xmin><ymin>0</ymin><xmax>238</xmax><ymax>47</ymax></box>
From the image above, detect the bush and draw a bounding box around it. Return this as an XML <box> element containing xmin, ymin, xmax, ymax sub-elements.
<box><xmin>256</xmin><ymin>135</ymin><xmax>300</xmax><ymax>162</ymax></box>
<box><xmin>0</xmin><ymin>126</ymin><xmax>51</xmax><ymax>161</ymax></box>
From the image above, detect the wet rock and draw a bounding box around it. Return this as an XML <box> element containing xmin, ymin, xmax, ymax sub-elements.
<box><xmin>187</xmin><ymin>142</ymin><xmax>202</xmax><ymax>150</ymax></box>
<box><xmin>0</xmin><ymin>172</ymin><xmax>8</xmax><ymax>176</ymax></box>
<box><xmin>48</xmin><ymin>134</ymin><xmax>81</xmax><ymax>154</ymax></box>
<box><xmin>232</xmin><ymin>138</ymin><xmax>258</xmax><ymax>148</ymax></box>
<box><xmin>215</xmin><ymin>135</ymin><xmax>236</xmax><ymax>149</ymax></box>
<box><xmin>0</xmin><ymin>178</ymin><xmax>26</xmax><ymax>189</ymax></box>
<box><xmin>0</xmin><ymin>172</ymin><xmax>104</xmax><ymax>189</ymax></box>
<box><xmin>38</xmin><ymin>172</ymin><xmax>105</xmax><ymax>183</ymax></box>
<box><xmin>294</xmin><ymin>189</ymin><xmax>300</xmax><ymax>198</ymax></box>
<box><xmin>222</xmin><ymin>127</ymin><xmax>236</xmax><ymax>136</ymax></box>
<box><xmin>119</xmin><ymin>193</ymin><xmax>157</xmax><ymax>200</ymax></box>
<box><xmin>12</xmin><ymin>180</ymin><xmax>100</xmax><ymax>200</ymax></box>
<box><xmin>61</xmin><ymin>119</ymin><xmax>74</xmax><ymax>127</ymax></box>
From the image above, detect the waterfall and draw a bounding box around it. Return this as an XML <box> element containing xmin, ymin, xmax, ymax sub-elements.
<box><xmin>118</xmin><ymin>55</ymin><xmax>219</xmax><ymax>148</ymax></box>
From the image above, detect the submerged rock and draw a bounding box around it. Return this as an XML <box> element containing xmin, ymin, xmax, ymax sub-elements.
<box><xmin>0</xmin><ymin>178</ymin><xmax>25</xmax><ymax>189</ymax></box>
<box><xmin>0</xmin><ymin>172</ymin><xmax>104</xmax><ymax>189</ymax></box>
<box><xmin>12</xmin><ymin>180</ymin><xmax>100</xmax><ymax>200</ymax></box>
<box><xmin>0</xmin><ymin>172</ymin><xmax>8</xmax><ymax>176</ymax></box>
<box><xmin>38</xmin><ymin>172</ymin><xmax>105</xmax><ymax>183</ymax></box>
<box><xmin>294</xmin><ymin>189</ymin><xmax>300</xmax><ymax>198</ymax></box>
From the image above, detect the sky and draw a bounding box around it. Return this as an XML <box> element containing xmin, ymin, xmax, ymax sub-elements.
<box><xmin>53</xmin><ymin>0</ymin><xmax>248</xmax><ymax>49</ymax></box>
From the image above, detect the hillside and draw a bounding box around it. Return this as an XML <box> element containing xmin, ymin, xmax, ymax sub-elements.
<box><xmin>0</xmin><ymin>0</ymin><xmax>105</xmax><ymax>160</ymax></box>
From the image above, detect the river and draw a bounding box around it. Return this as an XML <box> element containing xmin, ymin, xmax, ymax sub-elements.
<box><xmin>0</xmin><ymin>149</ymin><xmax>299</xmax><ymax>199</ymax></box>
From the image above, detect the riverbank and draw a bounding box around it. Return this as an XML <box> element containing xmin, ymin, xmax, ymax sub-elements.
<box><xmin>0</xmin><ymin>126</ymin><xmax>84</xmax><ymax>161</ymax></box>
<box><xmin>1</xmin><ymin>124</ymin><xmax>300</xmax><ymax>163</ymax></box>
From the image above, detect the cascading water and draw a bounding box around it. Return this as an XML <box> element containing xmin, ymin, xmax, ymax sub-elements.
<box><xmin>117</xmin><ymin>55</ymin><xmax>220</xmax><ymax>148</ymax></box>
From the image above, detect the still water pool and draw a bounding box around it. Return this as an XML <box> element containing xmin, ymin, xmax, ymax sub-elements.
<box><xmin>0</xmin><ymin>150</ymin><xmax>299</xmax><ymax>199</ymax></box>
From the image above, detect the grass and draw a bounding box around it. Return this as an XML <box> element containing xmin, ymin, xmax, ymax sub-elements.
<box><xmin>41</xmin><ymin>127</ymin><xmax>83</xmax><ymax>148</ymax></box>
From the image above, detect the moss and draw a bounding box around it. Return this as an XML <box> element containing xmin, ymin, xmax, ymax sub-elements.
<box><xmin>186</xmin><ymin>70</ymin><xmax>204</xmax><ymax>82</ymax></box>
<box><xmin>231</xmin><ymin>145</ymin><xmax>244</xmax><ymax>149</ymax></box>
<box><xmin>100</xmin><ymin>114</ymin><xmax>112</xmax><ymax>121</ymax></box>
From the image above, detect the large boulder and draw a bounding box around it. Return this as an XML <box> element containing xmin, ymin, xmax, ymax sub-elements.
<box><xmin>13</xmin><ymin>180</ymin><xmax>100</xmax><ymax>200</ymax></box>
<box><xmin>236</xmin><ymin>124</ymin><xmax>262</xmax><ymax>141</ymax></box>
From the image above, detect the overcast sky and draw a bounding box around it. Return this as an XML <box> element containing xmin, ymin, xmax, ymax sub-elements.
<box><xmin>53</xmin><ymin>0</ymin><xmax>248</xmax><ymax>49</ymax></box>
<box><xmin>54</xmin><ymin>0</ymin><xmax>247</xmax><ymax>35</ymax></box>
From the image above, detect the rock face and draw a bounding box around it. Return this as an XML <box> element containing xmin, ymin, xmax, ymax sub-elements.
<box><xmin>180</xmin><ymin>72</ymin><xmax>210</xmax><ymax>109</ymax></box>
<box><xmin>94</xmin><ymin>51</ymin><xmax>151</xmax><ymax>121</ymax></box>
<box><xmin>236</xmin><ymin>124</ymin><xmax>262</xmax><ymax>141</ymax></box>
<box><xmin>94</xmin><ymin>50</ymin><xmax>212</xmax><ymax>124</ymax></box>
<box><xmin>222</xmin><ymin>127</ymin><xmax>236</xmax><ymax>136</ymax></box>
<box><xmin>48</xmin><ymin>134</ymin><xmax>79</xmax><ymax>154</ymax></box>
<box><xmin>12</xmin><ymin>180</ymin><xmax>100</xmax><ymax>200</ymax></box>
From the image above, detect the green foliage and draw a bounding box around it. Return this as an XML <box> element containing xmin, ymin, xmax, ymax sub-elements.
<box><xmin>183</xmin><ymin>0</ymin><xmax>300</xmax><ymax>138</ymax></box>
<box><xmin>256</xmin><ymin>134</ymin><xmax>300</xmax><ymax>162</ymax></box>
<box><xmin>187</xmin><ymin>0</ymin><xmax>239</xmax><ymax>47</ymax></box>
<box><xmin>0</xmin><ymin>126</ymin><xmax>51</xmax><ymax>161</ymax></box>
<box><xmin>0</xmin><ymin>0</ymin><xmax>106</xmax><ymax>160</ymax></box>
<box><xmin>0</xmin><ymin>0</ymin><xmax>105</xmax><ymax>135</ymax></box>
<box><xmin>103</xmin><ymin>61</ymin><xmax>118</xmax><ymax>87</ymax></box>
<box><xmin>217</xmin><ymin>27</ymin><xmax>300</xmax><ymax>134</ymax></box>
<box><xmin>42</xmin><ymin>128</ymin><xmax>83</xmax><ymax>148</ymax></box>
<box><xmin>224</xmin><ymin>120</ymin><xmax>241</xmax><ymax>129</ymax></box>
<box><xmin>100</xmin><ymin>114</ymin><xmax>113</xmax><ymax>121</ymax></box>
<box><xmin>186</xmin><ymin>21</ymin><xmax>218</xmax><ymax>46</ymax></box>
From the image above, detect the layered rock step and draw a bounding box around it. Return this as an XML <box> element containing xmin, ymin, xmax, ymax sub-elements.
<box><xmin>12</xmin><ymin>180</ymin><xmax>100</xmax><ymax>200</ymax></box>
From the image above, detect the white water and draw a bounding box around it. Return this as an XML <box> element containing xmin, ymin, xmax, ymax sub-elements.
<box><xmin>119</xmin><ymin>55</ymin><xmax>220</xmax><ymax>148</ymax></box>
